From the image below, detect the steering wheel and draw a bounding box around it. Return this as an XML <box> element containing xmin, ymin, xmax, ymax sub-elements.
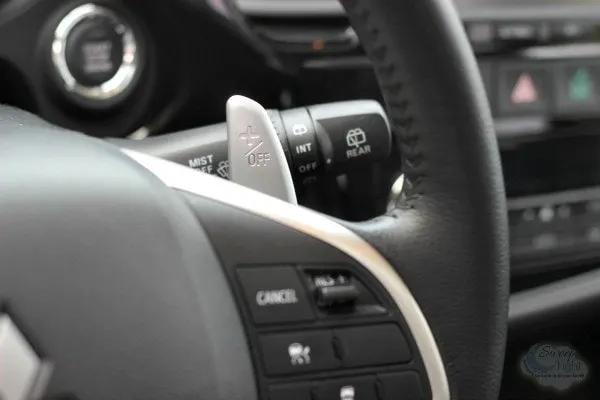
<box><xmin>0</xmin><ymin>1</ymin><xmax>508</xmax><ymax>400</ymax></box>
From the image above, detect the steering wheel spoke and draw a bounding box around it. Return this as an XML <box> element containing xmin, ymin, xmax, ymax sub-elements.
<box><xmin>0</xmin><ymin>0</ymin><xmax>508</xmax><ymax>399</ymax></box>
<box><xmin>126</xmin><ymin>151</ymin><xmax>448</xmax><ymax>400</ymax></box>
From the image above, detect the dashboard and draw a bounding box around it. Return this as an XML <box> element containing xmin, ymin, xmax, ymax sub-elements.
<box><xmin>2</xmin><ymin>0</ymin><xmax>600</xmax><ymax>397</ymax></box>
<box><xmin>235</xmin><ymin>0</ymin><xmax>600</xmax><ymax>276</ymax></box>
<box><xmin>1</xmin><ymin>0</ymin><xmax>600</xmax><ymax>276</ymax></box>
<box><xmin>1</xmin><ymin>0</ymin><xmax>600</xmax><ymax>271</ymax></box>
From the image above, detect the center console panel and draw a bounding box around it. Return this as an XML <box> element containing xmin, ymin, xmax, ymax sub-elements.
<box><xmin>472</xmin><ymin>11</ymin><xmax>600</xmax><ymax>274</ymax></box>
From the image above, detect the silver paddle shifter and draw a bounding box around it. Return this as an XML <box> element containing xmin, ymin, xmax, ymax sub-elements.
<box><xmin>226</xmin><ymin>95</ymin><xmax>297</xmax><ymax>204</ymax></box>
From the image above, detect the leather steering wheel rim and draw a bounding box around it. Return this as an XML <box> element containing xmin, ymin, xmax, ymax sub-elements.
<box><xmin>0</xmin><ymin>1</ymin><xmax>508</xmax><ymax>400</ymax></box>
<box><xmin>341</xmin><ymin>0</ymin><xmax>509</xmax><ymax>399</ymax></box>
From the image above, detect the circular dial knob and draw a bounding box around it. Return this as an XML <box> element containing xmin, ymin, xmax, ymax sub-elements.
<box><xmin>51</xmin><ymin>4</ymin><xmax>139</xmax><ymax>107</ymax></box>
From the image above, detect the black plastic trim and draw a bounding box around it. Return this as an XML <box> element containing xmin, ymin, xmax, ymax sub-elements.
<box><xmin>509</xmin><ymin>267</ymin><xmax>600</xmax><ymax>330</ymax></box>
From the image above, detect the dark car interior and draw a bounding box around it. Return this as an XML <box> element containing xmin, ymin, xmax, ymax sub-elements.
<box><xmin>1</xmin><ymin>0</ymin><xmax>600</xmax><ymax>400</ymax></box>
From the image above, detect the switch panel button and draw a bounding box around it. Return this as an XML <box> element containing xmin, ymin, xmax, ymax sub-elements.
<box><xmin>334</xmin><ymin>325</ymin><xmax>411</xmax><ymax>368</ymax></box>
<box><xmin>237</xmin><ymin>266</ymin><xmax>315</xmax><ymax>325</ymax></box>
<box><xmin>315</xmin><ymin>284</ymin><xmax>359</xmax><ymax>308</ymax></box>
<box><xmin>259</xmin><ymin>330</ymin><xmax>340</xmax><ymax>375</ymax></box>
<box><xmin>498</xmin><ymin>64</ymin><xmax>550</xmax><ymax>116</ymax></box>
<box><xmin>313</xmin><ymin>271</ymin><xmax>358</xmax><ymax>308</ymax></box>
<box><xmin>314</xmin><ymin>376</ymin><xmax>377</xmax><ymax>400</ymax></box>
<box><xmin>305</xmin><ymin>269</ymin><xmax>387</xmax><ymax>317</ymax></box>
<box><xmin>269</xmin><ymin>383</ymin><xmax>313</xmax><ymax>400</ymax></box>
<box><xmin>378</xmin><ymin>372</ymin><xmax>424</xmax><ymax>400</ymax></box>
<box><xmin>555</xmin><ymin>62</ymin><xmax>600</xmax><ymax>115</ymax></box>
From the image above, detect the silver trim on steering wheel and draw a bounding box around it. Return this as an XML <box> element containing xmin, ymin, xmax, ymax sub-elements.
<box><xmin>124</xmin><ymin>150</ymin><xmax>450</xmax><ymax>400</ymax></box>
<box><xmin>51</xmin><ymin>4</ymin><xmax>138</xmax><ymax>102</ymax></box>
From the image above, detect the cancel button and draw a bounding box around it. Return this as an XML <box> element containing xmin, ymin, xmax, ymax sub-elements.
<box><xmin>256</xmin><ymin>289</ymin><xmax>298</xmax><ymax>306</ymax></box>
<box><xmin>238</xmin><ymin>267</ymin><xmax>315</xmax><ymax>325</ymax></box>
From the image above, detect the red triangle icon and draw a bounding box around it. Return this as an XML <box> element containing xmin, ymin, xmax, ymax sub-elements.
<box><xmin>511</xmin><ymin>73</ymin><xmax>538</xmax><ymax>104</ymax></box>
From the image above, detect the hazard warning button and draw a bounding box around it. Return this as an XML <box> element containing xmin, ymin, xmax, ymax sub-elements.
<box><xmin>498</xmin><ymin>64</ymin><xmax>550</xmax><ymax>116</ymax></box>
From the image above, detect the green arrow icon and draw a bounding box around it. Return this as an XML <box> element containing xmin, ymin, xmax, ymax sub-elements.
<box><xmin>569</xmin><ymin>68</ymin><xmax>594</xmax><ymax>101</ymax></box>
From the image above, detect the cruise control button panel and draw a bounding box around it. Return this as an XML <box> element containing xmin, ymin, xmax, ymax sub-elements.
<box><xmin>232</xmin><ymin>264</ymin><xmax>430</xmax><ymax>400</ymax></box>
